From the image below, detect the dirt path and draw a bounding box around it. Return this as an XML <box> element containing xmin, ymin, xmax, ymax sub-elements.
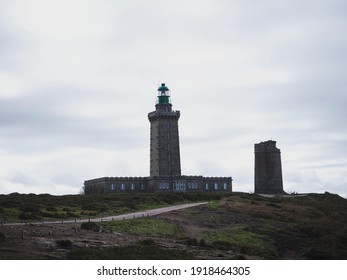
<box><xmin>2</xmin><ymin>202</ymin><xmax>208</xmax><ymax>226</ymax></box>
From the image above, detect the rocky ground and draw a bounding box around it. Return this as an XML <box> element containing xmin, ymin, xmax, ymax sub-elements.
<box><xmin>0</xmin><ymin>208</ymin><xmax>240</xmax><ymax>260</ymax></box>
<box><xmin>1</xmin><ymin>222</ymin><xmax>141</xmax><ymax>259</ymax></box>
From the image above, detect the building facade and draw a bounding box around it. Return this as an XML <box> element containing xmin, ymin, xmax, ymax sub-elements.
<box><xmin>84</xmin><ymin>83</ymin><xmax>232</xmax><ymax>194</ymax></box>
<box><xmin>254</xmin><ymin>140</ymin><xmax>285</xmax><ymax>194</ymax></box>
<box><xmin>84</xmin><ymin>176</ymin><xmax>232</xmax><ymax>194</ymax></box>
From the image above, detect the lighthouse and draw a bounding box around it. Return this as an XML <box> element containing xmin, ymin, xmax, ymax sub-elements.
<box><xmin>148</xmin><ymin>83</ymin><xmax>181</xmax><ymax>177</ymax></box>
<box><xmin>84</xmin><ymin>83</ymin><xmax>232</xmax><ymax>194</ymax></box>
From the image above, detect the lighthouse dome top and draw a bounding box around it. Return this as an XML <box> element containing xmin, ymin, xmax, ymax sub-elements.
<box><xmin>157</xmin><ymin>83</ymin><xmax>169</xmax><ymax>92</ymax></box>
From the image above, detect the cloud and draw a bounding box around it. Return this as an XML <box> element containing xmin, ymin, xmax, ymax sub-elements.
<box><xmin>0</xmin><ymin>0</ymin><xmax>346</xmax><ymax>196</ymax></box>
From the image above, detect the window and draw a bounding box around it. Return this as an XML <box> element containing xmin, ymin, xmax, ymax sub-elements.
<box><xmin>121</xmin><ymin>183</ymin><xmax>125</xmax><ymax>191</ymax></box>
<box><xmin>223</xmin><ymin>182</ymin><xmax>228</xmax><ymax>190</ymax></box>
<box><xmin>111</xmin><ymin>183</ymin><xmax>115</xmax><ymax>191</ymax></box>
<box><xmin>131</xmin><ymin>183</ymin><xmax>135</xmax><ymax>191</ymax></box>
<box><xmin>205</xmin><ymin>183</ymin><xmax>209</xmax><ymax>190</ymax></box>
<box><xmin>159</xmin><ymin>182</ymin><xmax>169</xmax><ymax>190</ymax></box>
<box><xmin>189</xmin><ymin>181</ymin><xmax>198</xmax><ymax>189</ymax></box>
<box><xmin>141</xmin><ymin>183</ymin><xmax>145</xmax><ymax>190</ymax></box>
<box><xmin>214</xmin><ymin>182</ymin><xmax>218</xmax><ymax>190</ymax></box>
<box><xmin>173</xmin><ymin>181</ymin><xmax>186</xmax><ymax>191</ymax></box>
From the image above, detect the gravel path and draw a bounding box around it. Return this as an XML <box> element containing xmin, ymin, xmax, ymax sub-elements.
<box><xmin>2</xmin><ymin>202</ymin><xmax>208</xmax><ymax>226</ymax></box>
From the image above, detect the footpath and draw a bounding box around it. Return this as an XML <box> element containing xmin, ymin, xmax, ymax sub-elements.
<box><xmin>2</xmin><ymin>202</ymin><xmax>208</xmax><ymax>226</ymax></box>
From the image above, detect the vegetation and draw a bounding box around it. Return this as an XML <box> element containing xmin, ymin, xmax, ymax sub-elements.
<box><xmin>80</xmin><ymin>222</ymin><xmax>100</xmax><ymax>232</ymax></box>
<box><xmin>199</xmin><ymin>192</ymin><xmax>347</xmax><ymax>259</ymax></box>
<box><xmin>73</xmin><ymin>192</ymin><xmax>347</xmax><ymax>259</ymax></box>
<box><xmin>67</xmin><ymin>240</ymin><xmax>193</xmax><ymax>260</ymax></box>
<box><xmin>100</xmin><ymin>217</ymin><xmax>186</xmax><ymax>239</ymax></box>
<box><xmin>0</xmin><ymin>191</ymin><xmax>346</xmax><ymax>259</ymax></box>
<box><xmin>56</xmin><ymin>239</ymin><xmax>73</xmax><ymax>249</ymax></box>
<box><xmin>0</xmin><ymin>192</ymin><xmax>222</xmax><ymax>223</ymax></box>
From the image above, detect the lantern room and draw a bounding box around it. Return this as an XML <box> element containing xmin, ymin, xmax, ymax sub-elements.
<box><xmin>157</xmin><ymin>83</ymin><xmax>171</xmax><ymax>105</ymax></box>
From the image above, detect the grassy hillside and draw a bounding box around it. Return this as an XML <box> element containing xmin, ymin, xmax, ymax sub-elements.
<box><xmin>0</xmin><ymin>191</ymin><xmax>346</xmax><ymax>259</ymax></box>
<box><xmin>0</xmin><ymin>192</ymin><xmax>221</xmax><ymax>223</ymax></box>
<box><xmin>187</xmin><ymin>192</ymin><xmax>347</xmax><ymax>259</ymax></box>
<box><xmin>67</xmin><ymin>192</ymin><xmax>347</xmax><ymax>260</ymax></box>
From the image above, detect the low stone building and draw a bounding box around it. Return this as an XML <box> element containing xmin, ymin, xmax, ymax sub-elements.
<box><xmin>84</xmin><ymin>83</ymin><xmax>232</xmax><ymax>194</ymax></box>
<box><xmin>84</xmin><ymin>176</ymin><xmax>232</xmax><ymax>194</ymax></box>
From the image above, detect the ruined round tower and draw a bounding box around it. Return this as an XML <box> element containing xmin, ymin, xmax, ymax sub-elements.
<box><xmin>254</xmin><ymin>140</ymin><xmax>285</xmax><ymax>194</ymax></box>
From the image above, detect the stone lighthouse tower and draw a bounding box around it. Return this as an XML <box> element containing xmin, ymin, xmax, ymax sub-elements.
<box><xmin>148</xmin><ymin>83</ymin><xmax>181</xmax><ymax>177</ymax></box>
<box><xmin>84</xmin><ymin>83</ymin><xmax>232</xmax><ymax>194</ymax></box>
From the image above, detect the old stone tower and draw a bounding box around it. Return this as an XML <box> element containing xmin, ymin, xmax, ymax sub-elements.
<box><xmin>148</xmin><ymin>83</ymin><xmax>181</xmax><ymax>177</ymax></box>
<box><xmin>254</xmin><ymin>140</ymin><xmax>285</xmax><ymax>194</ymax></box>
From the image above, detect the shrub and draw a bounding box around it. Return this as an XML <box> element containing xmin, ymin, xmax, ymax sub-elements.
<box><xmin>137</xmin><ymin>239</ymin><xmax>155</xmax><ymax>246</ymax></box>
<box><xmin>199</xmin><ymin>239</ymin><xmax>207</xmax><ymax>247</ymax></box>
<box><xmin>18</xmin><ymin>212</ymin><xmax>39</xmax><ymax>221</ymax></box>
<box><xmin>0</xmin><ymin>232</ymin><xmax>5</xmax><ymax>241</ymax></box>
<box><xmin>304</xmin><ymin>248</ymin><xmax>334</xmax><ymax>260</ymax></box>
<box><xmin>56</xmin><ymin>239</ymin><xmax>73</xmax><ymax>249</ymax></box>
<box><xmin>82</xmin><ymin>203</ymin><xmax>108</xmax><ymax>212</ymax></box>
<box><xmin>81</xmin><ymin>222</ymin><xmax>100</xmax><ymax>232</ymax></box>
<box><xmin>211</xmin><ymin>240</ymin><xmax>234</xmax><ymax>250</ymax></box>
<box><xmin>19</xmin><ymin>204</ymin><xmax>40</xmax><ymax>213</ymax></box>
<box><xmin>185</xmin><ymin>237</ymin><xmax>199</xmax><ymax>246</ymax></box>
<box><xmin>66</xmin><ymin>211</ymin><xmax>79</xmax><ymax>218</ymax></box>
<box><xmin>266</xmin><ymin>202</ymin><xmax>281</xmax><ymax>208</ymax></box>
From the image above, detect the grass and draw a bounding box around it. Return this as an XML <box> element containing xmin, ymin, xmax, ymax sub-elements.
<box><xmin>0</xmin><ymin>192</ymin><xmax>219</xmax><ymax>223</ymax></box>
<box><xmin>202</xmin><ymin>226</ymin><xmax>278</xmax><ymax>259</ymax></box>
<box><xmin>218</xmin><ymin>193</ymin><xmax>347</xmax><ymax>259</ymax></box>
<box><xmin>101</xmin><ymin>217</ymin><xmax>186</xmax><ymax>239</ymax></box>
<box><xmin>1</xmin><ymin>191</ymin><xmax>346</xmax><ymax>259</ymax></box>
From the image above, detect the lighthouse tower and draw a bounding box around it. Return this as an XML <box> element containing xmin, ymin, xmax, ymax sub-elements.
<box><xmin>84</xmin><ymin>82</ymin><xmax>232</xmax><ymax>194</ymax></box>
<box><xmin>148</xmin><ymin>83</ymin><xmax>181</xmax><ymax>177</ymax></box>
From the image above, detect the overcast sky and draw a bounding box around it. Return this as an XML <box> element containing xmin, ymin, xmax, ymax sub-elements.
<box><xmin>0</xmin><ymin>0</ymin><xmax>346</xmax><ymax>197</ymax></box>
